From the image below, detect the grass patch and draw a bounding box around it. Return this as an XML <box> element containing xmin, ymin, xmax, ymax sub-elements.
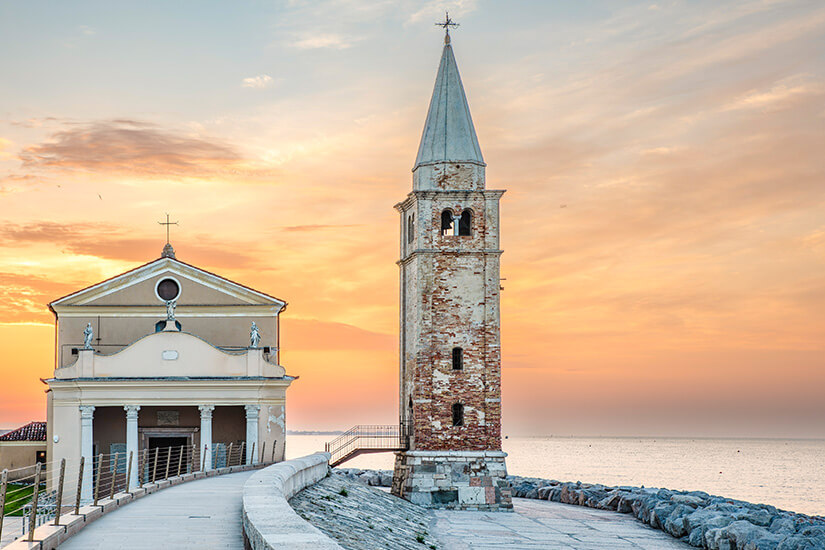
<box><xmin>4</xmin><ymin>483</ymin><xmax>35</xmax><ymax>516</ymax></box>
<box><xmin>338</xmin><ymin>487</ymin><xmax>348</xmax><ymax>497</ymax></box>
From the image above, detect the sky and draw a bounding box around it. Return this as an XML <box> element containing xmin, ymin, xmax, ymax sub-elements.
<box><xmin>0</xmin><ymin>0</ymin><xmax>824</xmax><ymax>438</ymax></box>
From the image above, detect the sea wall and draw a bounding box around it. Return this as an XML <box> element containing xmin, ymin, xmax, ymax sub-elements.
<box><xmin>242</xmin><ymin>452</ymin><xmax>342</xmax><ymax>550</ymax></box>
<box><xmin>337</xmin><ymin>469</ymin><xmax>825</xmax><ymax>550</ymax></box>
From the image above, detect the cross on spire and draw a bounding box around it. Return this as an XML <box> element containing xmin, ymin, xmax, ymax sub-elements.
<box><xmin>158</xmin><ymin>213</ymin><xmax>178</xmax><ymax>245</ymax></box>
<box><xmin>435</xmin><ymin>11</ymin><xmax>459</xmax><ymax>44</ymax></box>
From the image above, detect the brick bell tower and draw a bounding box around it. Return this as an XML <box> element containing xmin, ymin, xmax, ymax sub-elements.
<box><xmin>391</xmin><ymin>19</ymin><xmax>512</xmax><ymax>511</ymax></box>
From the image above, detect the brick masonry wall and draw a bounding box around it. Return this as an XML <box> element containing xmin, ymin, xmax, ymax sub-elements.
<box><xmin>395</xmin><ymin>161</ymin><xmax>505</xmax><ymax>454</ymax></box>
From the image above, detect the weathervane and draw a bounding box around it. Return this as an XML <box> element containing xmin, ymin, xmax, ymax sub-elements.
<box><xmin>435</xmin><ymin>11</ymin><xmax>459</xmax><ymax>44</ymax></box>
<box><xmin>158</xmin><ymin>213</ymin><xmax>178</xmax><ymax>245</ymax></box>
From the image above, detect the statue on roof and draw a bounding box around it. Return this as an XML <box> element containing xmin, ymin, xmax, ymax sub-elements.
<box><xmin>83</xmin><ymin>323</ymin><xmax>94</xmax><ymax>350</ymax></box>
<box><xmin>250</xmin><ymin>322</ymin><xmax>261</xmax><ymax>348</ymax></box>
<box><xmin>166</xmin><ymin>299</ymin><xmax>177</xmax><ymax>321</ymax></box>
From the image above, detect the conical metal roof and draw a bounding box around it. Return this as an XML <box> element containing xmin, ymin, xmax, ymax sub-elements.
<box><xmin>414</xmin><ymin>40</ymin><xmax>485</xmax><ymax>170</ymax></box>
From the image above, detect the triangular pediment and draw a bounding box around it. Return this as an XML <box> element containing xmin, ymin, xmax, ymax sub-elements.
<box><xmin>50</xmin><ymin>257</ymin><xmax>285</xmax><ymax>310</ymax></box>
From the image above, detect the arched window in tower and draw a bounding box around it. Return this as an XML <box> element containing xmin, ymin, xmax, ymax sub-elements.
<box><xmin>451</xmin><ymin>347</ymin><xmax>463</xmax><ymax>370</ymax></box>
<box><xmin>441</xmin><ymin>210</ymin><xmax>455</xmax><ymax>236</ymax></box>
<box><xmin>452</xmin><ymin>403</ymin><xmax>464</xmax><ymax>426</ymax></box>
<box><xmin>458</xmin><ymin>210</ymin><xmax>472</xmax><ymax>236</ymax></box>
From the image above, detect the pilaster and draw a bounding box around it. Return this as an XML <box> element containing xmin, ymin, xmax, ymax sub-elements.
<box><xmin>245</xmin><ymin>404</ymin><xmax>260</xmax><ymax>465</ymax></box>
<box><xmin>124</xmin><ymin>405</ymin><xmax>140</xmax><ymax>489</ymax></box>
<box><xmin>79</xmin><ymin>405</ymin><xmax>95</xmax><ymax>500</ymax></box>
<box><xmin>198</xmin><ymin>405</ymin><xmax>215</xmax><ymax>469</ymax></box>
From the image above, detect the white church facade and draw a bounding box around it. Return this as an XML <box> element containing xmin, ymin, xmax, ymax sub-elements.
<box><xmin>44</xmin><ymin>243</ymin><xmax>293</xmax><ymax>493</ymax></box>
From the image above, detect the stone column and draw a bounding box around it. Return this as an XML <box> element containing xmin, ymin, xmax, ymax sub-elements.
<box><xmin>244</xmin><ymin>405</ymin><xmax>260</xmax><ymax>465</ymax></box>
<box><xmin>199</xmin><ymin>405</ymin><xmax>214</xmax><ymax>470</ymax></box>
<box><xmin>123</xmin><ymin>405</ymin><xmax>140</xmax><ymax>489</ymax></box>
<box><xmin>79</xmin><ymin>405</ymin><xmax>95</xmax><ymax>500</ymax></box>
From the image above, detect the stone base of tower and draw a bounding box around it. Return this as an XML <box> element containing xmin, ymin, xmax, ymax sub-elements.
<box><xmin>391</xmin><ymin>450</ymin><xmax>512</xmax><ymax>511</ymax></box>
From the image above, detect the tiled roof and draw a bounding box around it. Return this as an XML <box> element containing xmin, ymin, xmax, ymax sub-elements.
<box><xmin>0</xmin><ymin>421</ymin><xmax>46</xmax><ymax>442</ymax></box>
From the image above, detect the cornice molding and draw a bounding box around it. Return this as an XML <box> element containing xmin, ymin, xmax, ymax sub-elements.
<box><xmin>398</xmin><ymin>249</ymin><xmax>503</xmax><ymax>265</ymax></box>
<box><xmin>52</xmin><ymin>304</ymin><xmax>282</xmax><ymax>318</ymax></box>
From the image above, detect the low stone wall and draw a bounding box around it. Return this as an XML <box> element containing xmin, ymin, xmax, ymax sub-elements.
<box><xmin>337</xmin><ymin>469</ymin><xmax>825</xmax><ymax>550</ymax></box>
<box><xmin>242</xmin><ymin>452</ymin><xmax>342</xmax><ymax>550</ymax></box>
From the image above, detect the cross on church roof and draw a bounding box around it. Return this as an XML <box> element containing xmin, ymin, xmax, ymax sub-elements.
<box><xmin>158</xmin><ymin>213</ymin><xmax>178</xmax><ymax>245</ymax></box>
<box><xmin>158</xmin><ymin>213</ymin><xmax>178</xmax><ymax>259</ymax></box>
<box><xmin>435</xmin><ymin>11</ymin><xmax>459</xmax><ymax>44</ymax></box>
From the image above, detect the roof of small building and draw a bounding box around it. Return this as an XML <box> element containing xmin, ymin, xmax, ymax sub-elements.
<box><xmin>0</xmin><ymin>421</ymin><xmax>47</xmax><ymax>442</ymax></box>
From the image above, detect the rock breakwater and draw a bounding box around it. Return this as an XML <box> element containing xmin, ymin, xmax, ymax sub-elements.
<box><xmin>290</xmin><ymin>471</ymin><xmax>441</xmax><ymax>550</ymax></box>
<box><xmin>336</xmin><ymin>468</ymin><xmax>825</xmax><ymax>550</ymax></box>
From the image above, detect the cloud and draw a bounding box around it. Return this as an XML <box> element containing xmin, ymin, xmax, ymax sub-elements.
<box><xmin>9</xmin><ymin>117</ymin><xmax>61</xmax><ymax>128</ymax></box>
<box><xmin>405</xmin><ymin>0</ymin><xmax>478</xmax><ymax>24</ymax></box>
<box><xmin>242</xmin><ymin>75</ymin><xmax>274</xmax><ymax>89</ymax></box>
<box><xmin>18</xmin><ymin>119</ymin><xmax>244</xmax><ymax>177</ymax></box>
<box><xmin>0</xmin><ymin>272</ymin><xmax>77</xmax><ymax>323</ymax></box>
<box><xmin>0</xmin><ymin>222</ymin><xmax>260</xmax><ymax>268</ymax></box>
<box><xmin>282</xmin><ymin>318</ymin><xmax>394</xmax><ymax>351</ymax></box>
<box><xmin>0</xmin><ymin>137</ymin><xmax>14</xmax><ymax>158</ymax></box>
<box><xmin>0</xmin><ymin>221</ymin><xmax>103</xmax><ymax>244</ymax></box>
<box><xmin>292</xmin><ymin>33</ymin><xmax>359</xmax><ymax>50</ymax></box>
<box><xmin>281</xmin><ymin>224</ymin><xmax>360</xmax><ymax>232</ymax></box>
<box><xmin>723</xmin><ymin>75</ymin><xmax>825</xmax><ymax>112</ymax></box>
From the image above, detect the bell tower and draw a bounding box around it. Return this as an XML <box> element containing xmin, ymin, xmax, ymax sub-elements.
<box><xmin>391</xmin><ymin>19</ymin><xmax>511</xmax><ymax>511</ymax></box>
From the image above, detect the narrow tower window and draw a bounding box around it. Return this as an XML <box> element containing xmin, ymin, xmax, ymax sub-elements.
<box><xmin>452</xmin><ymin>403</ymin><xmax>464</xmax><ymax>426</ymax></box>
<box><xmin>458</xmin><ymin>210</ymin><xmax>472</xmax><ymax>236</ymax></box>
<box><xmin>451</xmin><ymin>347</ymin><xmax>463</xmax><ymax>370</ymax></box>
<box><xmin>408</xmin><ymin>214</ymin><xmax>415</xmax><ymax>243</ymax></box>
<box><xmin>441</xmin><ymin>210</ymin><xmax>456</xmax><ymax>236</ymax></box>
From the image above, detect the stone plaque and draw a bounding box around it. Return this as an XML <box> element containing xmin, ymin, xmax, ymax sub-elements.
<box><xmin>157</xmin><ymin>410</ymin><xmax>179</xmax><ymax>426</ymax></box>
<box><xmin>162</xmin><ymin>350</ymin><xmax>179</xmax><ymax>360</ymax></box>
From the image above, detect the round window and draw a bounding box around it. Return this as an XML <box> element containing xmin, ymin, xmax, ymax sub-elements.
<box><xmin>156</xmin><ymin>278</ymin><xmax>180</xmax><ymax>301</ymax></box>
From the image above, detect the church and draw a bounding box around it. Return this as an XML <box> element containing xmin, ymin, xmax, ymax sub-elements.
<box><xmin>44</xmin><ymin>242</ymin><xmax>293</xmax><ymax>494</ymax></box>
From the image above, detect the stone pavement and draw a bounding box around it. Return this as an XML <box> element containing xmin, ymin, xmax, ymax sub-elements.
<box><xmin>60</xmin><ymin>470</ymin><xmax>255</xmax><ymax>550</ymax></box>
<box><xmin>0</xmin><ymin>518</ymin><xmax>25</xmax><ymax>548</ymax></box>
<box><xmin>433</xmin><ymin>497</ymin><xmax>691</xmax><ymax>549</ymax></box>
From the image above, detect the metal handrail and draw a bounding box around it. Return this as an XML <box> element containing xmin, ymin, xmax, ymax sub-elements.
<box><xmin>0</xmin><ymin>439</ymin><xmax>276</xmax><ymax>547</ymax></box>
<box><xmin>324</xmin><ymin>424</ymin><xmax>410</xmax><ymax>467</ymax></box>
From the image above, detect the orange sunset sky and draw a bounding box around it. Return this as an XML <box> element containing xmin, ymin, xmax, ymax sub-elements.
<box><xmin>1</xmin><ymin>1</ymin><xmax>824</xmax><ymax>438</ymax></box>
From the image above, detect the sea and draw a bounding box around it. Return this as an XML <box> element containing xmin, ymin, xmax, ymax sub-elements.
<box><xmin>286</xmin><ymin>435</ymin><xmax>825</xmax><ymax>517</ymax></box>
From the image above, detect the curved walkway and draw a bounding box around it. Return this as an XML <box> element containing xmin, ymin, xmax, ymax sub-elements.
<box><xmin>433</xmin><ymin>497</ymin><xmax>690</xmax><ymax>549</ymax></box>
<box><xmin>61</xmin><ymin>470</ymin><xmax>255</xmax><ymax>550</ymax></box>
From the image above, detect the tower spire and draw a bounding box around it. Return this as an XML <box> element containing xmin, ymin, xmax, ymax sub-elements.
<box><xmin>414</xmin><ymin>15</ymin><xmax>484</xmax><ymax>171</ymax></box>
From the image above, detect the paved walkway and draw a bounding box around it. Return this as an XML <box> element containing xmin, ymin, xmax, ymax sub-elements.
<box><xmin>60</xmin><ymin>470</ymin><xmax>255</xmax><ymax>550</ymax></box>
<box><xmin>0</xmin><ymin>518</ymin><xmax>25</xmax><ymax>548</ymax></box>
<box><xmin>433</xmin><ymin>497</ymin><xmax>690</xmax><ymax>549</ymax></box>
